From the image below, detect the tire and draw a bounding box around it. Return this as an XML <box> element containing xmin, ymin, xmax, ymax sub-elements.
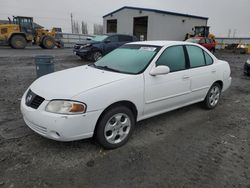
<box><xmin>39</xmin><ymin>44</ymin><xmax>45</xmax><ymax>49</ymax></box>
<box><xmin>41</xmin><ymin>36</ymin><xmax>55</xmax><ymax>49</ymax></box>
<box><xmin>96</xmin><ymin>106</ymin><xmax>135</xmax><ymax>149</ymax></box>
<box><xmin>10</xmin><ymin>35</ymin><xmax>27</xmax><ymax>49</ymax></box>
<box><xmin>203</xmin><ymin>83</ymin><xmax>221</xmax><ymax>109</ymax></box>
<box><xmin>80</xmin><ymin>56</ymin><xmax>87</xmax><ymax>61</ymax></box>
<box><xmin>91</xmin><ymin>51</ymin><xmax>103</xmax><ymax>62</ymax></box>
<box><xmin>211</xmin><ymin>48</ymin><xmax>215</xmax><ymax>54</ymax></box>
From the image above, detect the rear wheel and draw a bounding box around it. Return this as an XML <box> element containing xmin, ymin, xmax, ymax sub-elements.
<box><xmin>96</xmin><ymin>106</ymin><xmax>135</xmax><ymax>149</ymax></box>
<box><xmin>203</xmin><ymin>83</ymin><xmax>221</xmax><ymax>109</ymax></box>
<box><xmin>41</xmin><ymin>36</ymin><xmax>55</xmax><ymax>49</ymax></box>
<box><xmin>10</xmin><ymin>35</ymin><xmax>27</xmax><ymax>49</ymax></box>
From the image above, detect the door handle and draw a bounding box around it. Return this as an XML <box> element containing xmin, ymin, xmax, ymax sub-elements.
<box><xmin>211</xmin><ymin>70</ymin><xmax>216</xmax><ymax>73</ymax></box>
<box><xmin>182</xmin><ymin>75</ymin><xmax>190</xmax><ymax>80</ymax></box>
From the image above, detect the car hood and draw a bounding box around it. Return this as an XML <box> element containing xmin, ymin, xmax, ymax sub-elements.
<box><xmin>30</xmin><ymin>65</ymin><xmax>131</xmax><ymax>100</ymax></box>
<box><xmin>76</xmin><ymin>40</ymin><xmax>101</xmax><ymax>45</ymax></box>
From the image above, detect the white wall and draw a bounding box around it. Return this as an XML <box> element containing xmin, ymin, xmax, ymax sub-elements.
<box><xmin>103</xmin><ymin>8</ymin><xmax>207</xmax><ymax>41</ymax></box>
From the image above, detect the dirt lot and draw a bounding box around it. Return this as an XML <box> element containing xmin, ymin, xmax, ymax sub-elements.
<box><xmin>0</xmin><ymin>47</ymin><xmax>250</xmax><ymax>188</ymax></box>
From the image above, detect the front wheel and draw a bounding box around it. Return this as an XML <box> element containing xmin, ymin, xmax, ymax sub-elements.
<box><xmin>96</xmin><ymin>106</ymin><xmax>135</xmax><ymax>149</ymax></box>
<box><xmin>91</xmin><ymin>51</ymin><xmax>103</xmax><ymax>62</ymax></box>
<box><xmin>203</xmin><ymin>83</ymin><xmax>221</xmax><ymax>109</ymax></box>
<box><xmin>41</xmin><ymin>36</ymin><xmax>56</xmax><ymax>49</ymax></box>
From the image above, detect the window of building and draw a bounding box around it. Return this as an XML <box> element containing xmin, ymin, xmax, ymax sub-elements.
<box><xmin>107</xmin><ymin>19</ymin><xmax>117</xmax><ymax>33</ymax></box>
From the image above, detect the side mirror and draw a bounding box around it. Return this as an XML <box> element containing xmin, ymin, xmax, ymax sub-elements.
<box><xmin>150</xmin><ymin>66</ymin><xmax>170</xmax><ymax>76</ymax></box>
<box><xmin>104</xmin><ymin>40</ymin><xmax>111</xmax><ymax>43</ymax></box>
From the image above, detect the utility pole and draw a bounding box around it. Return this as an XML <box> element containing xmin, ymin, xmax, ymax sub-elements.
<box><xmin>70</xmin><ymin>13</ymin><xmax>73</xmax><ymax>33</ymax></box>
<box><xmin>227</xmin><ymin>29</ymin><xmax>231</xmax><ymax>38</ymax></box>
<box><xmin>233</xmin><ymin>29</ymin><xmax>237</xmax><ymax>38</ymax></box>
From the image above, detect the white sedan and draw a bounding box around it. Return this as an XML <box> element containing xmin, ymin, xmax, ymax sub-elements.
<box><xmin>21</xmin><ymin>41</ymin><xmax>231</xmax><ymax>149</ymax></box>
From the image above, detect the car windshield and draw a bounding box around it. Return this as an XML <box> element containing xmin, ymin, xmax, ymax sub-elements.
<box><xmin>92</xmin><ymin>35</ymin><xmax>108</xmax><ymax>42</ymax></box>
<box><xmin>93</xmin><ymin>44</ymin><xmax>160</xmax><ymax>74</ymax></box>
<box><xmin>186</xmin><ymin>38</ymin><xmax>200</xmax><ymax>43</ymax></box>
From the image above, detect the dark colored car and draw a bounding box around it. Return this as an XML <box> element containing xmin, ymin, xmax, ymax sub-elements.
<box><xmin>244</xmin><ymin>59</ymin><xmax>250</xmax><ymax>76</ymax></box>
<box><xmin>186</xmin><ymin>37</ymin><xmax>216</xmax><ymax>53</ymax></box>
<box><xmin>73</xmin><ymin>34</ymin><xmax>137</xmax><ymax>61</ymax></box>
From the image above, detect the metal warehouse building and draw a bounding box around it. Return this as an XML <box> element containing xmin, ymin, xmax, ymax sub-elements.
<box><xmin>103</xmin><ymin>6</ymin><xmax>208</xmax><ymax>41</ymax></box>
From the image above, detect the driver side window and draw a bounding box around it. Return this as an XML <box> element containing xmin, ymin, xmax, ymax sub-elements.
<box><xmin>156</xmin><ymin>46</ymin><xmax>186</xmax><ymax>72</ymax></box>
<box><xmin>107</xmin><ymin>36</ymin><xmax>118</xmax><ymax>42</ymax></box>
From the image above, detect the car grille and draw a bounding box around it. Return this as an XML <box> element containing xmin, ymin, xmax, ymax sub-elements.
<box><xmin>74</xmin><ymin>45</ymin><xmax>81</xmax><ymax>50</ymax></box>
<box><xmin>25</xmin><ymin>90</ymin><xmax>45</xmax><ymax>109</ymax></box>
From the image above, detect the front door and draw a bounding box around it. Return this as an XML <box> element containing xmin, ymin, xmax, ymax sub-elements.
<box><xmin>144</xmin><ymin>45</ymin><xmax>191</xmax><ymax>116</ymax></box>
<box><xmin>104</xmin><ymin>35</ymin><xmax>119</xmax><ymax>54</ymax></box>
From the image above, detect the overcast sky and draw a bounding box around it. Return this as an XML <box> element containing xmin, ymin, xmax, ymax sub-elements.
<box><xmin>1</xmin><ymin>0</ymin><xmax>250</xmax><ymax>37</ymax></box>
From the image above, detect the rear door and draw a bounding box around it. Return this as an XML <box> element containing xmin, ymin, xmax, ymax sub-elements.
<box><xmin>144</xmin><ymin>45</ymin><xmax>191</xmax><ymax>116</ymax></box>
<box><xmin>118</xmin><ymin>35</ymin><xmax>133</xmax><ymax>46</ymax></box>
<box><xmin>185</xmin><ymin>45</ymin><xmax>215</xmax><ymax>101</ymax></box>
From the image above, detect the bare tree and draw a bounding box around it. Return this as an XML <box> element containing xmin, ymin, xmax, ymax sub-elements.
<box><xmin>73</xmin><ymin>21</ymin><xmax>80</xmax><ymax>34</ymax></box>
<box><xmin>93</xmin><ymin>24</ymin><xmax>103</xmax><ymax>35</ymax></box>
<box><xmin>70</xmin><ymin>13</ymin><xmax>89</xmax><ymax>34</ymax></box>
<box><xmin>81</xmin><ymin>21</ymin><xmax>88</xmax><ymax>34</ymax></box>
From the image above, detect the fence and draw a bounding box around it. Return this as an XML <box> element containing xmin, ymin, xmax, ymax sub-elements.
<box><xmin>60</xmin><ymin>33</ymin><xmax>94</xmax><ymax>48</ymax></box>
<box><xmin>59</xmin><ymin>33</ymin><xmax>250</xmax><ymax>49</ymax></box>
<box><xmin>215</xmin><ymin>37</ymin><xmax>250</xmax><ymax>49</ymax></box>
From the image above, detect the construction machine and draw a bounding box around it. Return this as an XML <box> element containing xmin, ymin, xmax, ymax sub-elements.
<box><xmin>0</xmin><ymin>16</ymin><xmax>63</xmax><ymax>49</ymax></box>
<box><xmin>193</xmin><ymin>26</ymin><xmax>215</xmax><ymax>40</ymax></box>
<box><xmin>185</xmin><ymin>26</ymin><xmax>215</xmax><ymax>41</ymax></box>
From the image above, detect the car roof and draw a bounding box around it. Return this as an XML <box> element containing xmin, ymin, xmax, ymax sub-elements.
<box><xmin>128</xmin><ymin>40</ymin><xmax>198</xmax><ymax>47</ymax></box>
<box><xmin>105</xmin><ymin>33</ymin><xmax>134</xmax><ymax>37</ymax></box>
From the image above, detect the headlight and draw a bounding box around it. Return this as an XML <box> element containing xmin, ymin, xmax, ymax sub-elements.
<box><xmin>247</xmin><ymin>59</ymin><xmax>250</xmax><ymax>65</ymax></box>
<box><xmin>46</xmin><ymin>100</ymin><xmax>87</xmax><ymax>115</ymax></box>
<box><xmin>80</xmin><ymin>44</ymin><xmax>91</xmax><ymax>49</ymax></box>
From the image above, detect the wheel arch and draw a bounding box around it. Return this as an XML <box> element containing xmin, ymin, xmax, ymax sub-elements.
<box><xmin>93</xmin><ymin>100</ymin><xmax>138</xmax><ymax>135</ymax></box>
<box><xmin>213</xmin><ymin>80</ymin><xmax>223</xmax><ymax>90</ymax></box>
<box><xmin>91</xmin><ymin>47</ymin><xmax>103</xmax><ymax>54</ymax></box>
<box><xmin>8</xmin><ymin>32</ymin><xmax>27</xmax><ymax>42</ymax></box>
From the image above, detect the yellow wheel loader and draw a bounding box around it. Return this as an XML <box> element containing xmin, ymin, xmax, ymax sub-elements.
<box><xmin>0</xmin><ymin>16</ymin><xmax>63</xmax><ymax>49</ymax></box>
<box><xmin>185</xmin><ymin>26</ymin><xmax>215</xmax><ymax>41</ymax></box>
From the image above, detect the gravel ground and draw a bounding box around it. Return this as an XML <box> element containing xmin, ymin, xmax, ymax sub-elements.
<box><xmin>0</xmin><ymin>47</ymin><xmax>249</xmax><ymax>188</ymax></box>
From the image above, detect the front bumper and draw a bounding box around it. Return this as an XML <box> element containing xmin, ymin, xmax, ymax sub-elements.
<box><xmin>73</xmin><ymin>48</ymin><xmax>90</xmax><ymax>57</ymax></box>
<box><xmin>20</xmin><ymin>93</ymin><xmax>102</xmax><ymax>141</ymax></box>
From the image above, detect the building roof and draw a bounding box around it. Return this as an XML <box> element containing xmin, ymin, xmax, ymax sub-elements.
<box><xmin>0</xmin><ymin>20</ymin><xmax>10</xmax><ymax>24</ymax></box>
<box><xmin>103</xmin><ymin>6</ymin><xmax>208</xmax><ymax>20</ymax></box>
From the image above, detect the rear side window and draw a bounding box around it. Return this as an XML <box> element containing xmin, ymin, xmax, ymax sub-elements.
<box><xmin>186</xmin><ymin>45</ymin><xmax>206</xmax><ymax>68</ymax></box>
<box><xmin>204</xmin><ymin>51</ymin><xmax>213</xmax><ymax>65</ymax></box>
<box><xmin>119</xmin><ymin>35</ymin><xmax>133</xmax><ymax>42</ymax></box>
<box><xmin>156</xmin><ymin>46</ymin><xmax>186</xmax><ymax>72</ymax></box>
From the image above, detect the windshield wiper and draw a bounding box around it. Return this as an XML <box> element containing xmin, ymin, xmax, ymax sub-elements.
<box><xmin>90</xmin><ymin>64</ymin><xmax>121</xmax><ymax>73</ymax></box>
